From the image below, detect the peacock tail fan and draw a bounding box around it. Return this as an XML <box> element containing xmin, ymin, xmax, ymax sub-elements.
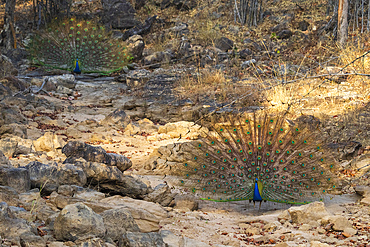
<box><xmin>176</xmin><ymin>111</ymin><xmax>341</xmax><ymax>205</ymax></box>
<box><xmin>27</xmin><ymin>18</ymin><xmax>130</xmax><ymax>74</ymax></box>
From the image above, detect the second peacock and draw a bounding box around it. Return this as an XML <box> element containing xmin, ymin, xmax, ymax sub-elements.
<box><xmin>27</xmin><ymin>18</ymin><xmax>130</xmax><ymax>74</ymax></box>
<box><xmin>177</xmin><ymin>111</ymin><xmax>341</xmax><ymax>206</ymax></box>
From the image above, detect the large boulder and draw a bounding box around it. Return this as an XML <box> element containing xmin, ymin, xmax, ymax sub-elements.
<box><xmin>0</xmin><ymin>166</ymin><xmax>30</xmax><ymax>193</ymax></box>
<box><xmin>101</xmin><ymin>207</ymin><xmax>140</xmax><ymax>242</ymax></box>
<box><xmin>101</xmin><ymin>0</ymin><xmax>141</xmax><ymax>29</ymax></box>
<box><xmin>26</xmin><ymin>161</ymin><xmax>87</xmax><ymax>193</ymax></box>
<box><xmin>54</xmin><ymin>203</ymin><xmax>106</xmax><ymax>241</ymax></box>
<box><xmin>62</xmin><ymin>141</ymin><xmax>132</xmax><ymax>172</ymax></box>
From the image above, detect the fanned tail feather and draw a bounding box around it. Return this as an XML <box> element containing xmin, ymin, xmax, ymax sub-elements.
<box><xmin>177</xmin><ymin>111</ymin><xmax>340</xmax><ymax>205</ymax></box>
<box><xmin>27</xmin><ymin>18</ymin><xmax>130</xmax><ymax>74</ymax></box>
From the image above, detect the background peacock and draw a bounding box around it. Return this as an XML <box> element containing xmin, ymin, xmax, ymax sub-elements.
<box><xmin>177</xmin><ymin>111</ymin><xmax>341</xmax><ymax>206</ymax></box>
<box><xmin>27</xmin><ymin>18</ymin><xmax>130</xmax><ymax>74</ymax></box>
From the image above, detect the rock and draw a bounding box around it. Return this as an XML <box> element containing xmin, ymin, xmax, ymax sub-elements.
<box><xmin>33</xmin><ymin>132</ymin><xmax>65</xmax><ymax>152</ymax></box>
<box><xmin>157</xmin><ymin>121</ymin><xmax>205</xmax><ymax>139</ymax></box>
<box><xmin>241</xmin><ymin>59</ymin><xmax>256</xmax><ymax>69</ymax></box>
<box><xmin>215</xmin><ymin>37</ymin><xmax>234</xmax><ymax>52</ymax></box>
<box><xmin>74</xmin><ymin>190</ymin><xmax>106</xmax><ymax>201</ymax></box>
<box><xmin>288</xmin><ymin>202</ymin><xmax>330</xmax><ymax>224</ymax></box>
<box><xmin>0</xmin><ymin>186</ymin><xmax>19</xmax><ymax>206</ymax></box>
<box><xmin>0</xmin><ymin>55</ymin><xmax>18</xmax><ymax>78</ymax></box>
<box><xmin>0</xmin><ymin>202</ymin><xmax>36</xmax><ymax>241</ymax></box>
<box><xmin>0</xmin><ymin>103</ymin><xmax>27</xmax><ymax>126</ymax></box>
<box><xmin>101</xmin><ymin>0</ymin><xmax>141</xmax><ymax>29</ymax></box>
<box><xmin>26</xmin><ymin>161</ymin><xmax>87</xmax><ymax>193</ymax></box>
<box><xmin>143</xmin><ymin>51</ymin><xmax>172</xmax><ymax>68</ymax></box>
<box><xmin>144</xmin><ymin>184</ymin><xmax>174</xmax><ymax>207</ymax></box>
<box><xmin>122</xmin><ymin>15</ymin><xmax>157</xmax><ymax>41</ymax></box>
<box><xmin>127</xmin><ymin>35</ymin><xmax>145</xmax><ymax>61</ymax></box>
<box><xmin>0</xmin><ymin>123</ymin><xmax>27</xmax><ymax>138</ymax></box>
<box><xmin>62</xmin><ymin>141</ymin><xmax>132</xmax><ymax>172</ymax></box>
<box><xmin>321</xmin><ymin>215</ymin><xmax>357</xmax><ymax>234</ymax></box>
<box><xmin>75</xmin><ymin>161</ymin><xmax>149</xmax><ymax>198</ymax></box>
<box><xmin>239</xmin><ymin>48</ymin><xmax>252</xmax><ymax>59</ymax></box>
<box><xmin>355</xmin><ymin>186</ymin><xmax>370</xmax><ymax>206</ymax></box>
<box><xmin>298</xmin><ymin>20</ymin><xmax>310</xmax><ymax>31</ymax></box>
<box><xmin>169</xmin><ymin>22</ymin><xmax>189</xmax><ymax>37</ymax></box>
<box><xmin>173</xmin><ymin>0</ymin><xmax>196</xmax><ymax>10</ymax></box>
<box><xmin>54</xmin><ymin>203</ymin><xmax>106</xmax><ymax>241</ymax></box>
<box><xmin>310</xmin><ymin>241</ymin><xmax>330</xmax><ymax>247</ymax></box>
<box><xmin>77</xmin><ymin>238</ymin><xmax>108</xmax><ymax>246</ymax></box>
<box><xmin>100</xmin><ymin>195</ymin><xmax>168</xmax><ymax>232</ymax></box>
<box><xmin>123</xmin><ymin>231</ymin><xmax>167</xmax><ymax>247</ymax></box>
<box><xmin>101</xmin><ymin>108</ymin><xmax>131</xmax><ymax>127</ymax></box>
<box><xmin>51</xmin><ymin>193</ymin><xmax>85</xmax><ymax>210</ymax></box>
<box><xmin>20</xmin><ymin>232</ymin><xmax>46</xmax><ymax>247</ymax></box>
<box><xmin>277</xmin><ymin>29</ymin><xmax>293</xmax><ymax>39</ymax></box>
<box><xmin>48</xmin><ymin>74</ymin><xmax>76</xmax><ymax>89</ymax></box>
<box><xmin>0</xmin><ymin>136</ymin><xmax>18</xmax><ymax>157</ymax></box>
<box><xmin>174</xmin><ymin>195</ymin><xmax>198</xmax><ymax>211</ymax></box>
<box><xmin>0</xmin><ymin>150</ymin><xmax>11</xmax><ymax>166</ymax></box>
<box><xmin>101</xmin><ymin>208</ymin><xmax>140</xmax><ymax>241</ymax></box>
<box><xmin>0</xmin><ymin>166</ymin><xmax>30</xmax><ymax>193</ymax></box>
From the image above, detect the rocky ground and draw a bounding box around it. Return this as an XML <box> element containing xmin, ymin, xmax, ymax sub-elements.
<box><xmin>0</xmin><ymin>0</ymin><xmax>370</xmax><ymax>246</ymax></box>
<box><xmin>0</xmin><ymin>71</ymin><xmax>369</xmax><ymax>247</ymax></box>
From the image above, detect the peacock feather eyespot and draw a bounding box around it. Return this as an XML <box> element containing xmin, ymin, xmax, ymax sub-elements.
<box><xmin>224</xmin><ymin>139</ymin><xmax>228</xmax><ymax>143</ymax></box>
<box><xmin>263</xmin><ymin>162</ymin><xmax>267</xmax><ymax>166</ymax></box>
<box><xmin>304</xmin><ymin>140</ymin><xmax>308</xmax><ymax>144</ymax></box>
<box><xmin>257</xmin><ymin>156</ymin><xmax>262</xmax><ymax>160</ymax></box>
<box><xmin>279</xmin><ymin>140</ymin><xmax>283</xmax><ymax>143</ymax></box>
<box><xmin>227</xmin><ymin>149</ymin><xmax>231</xmax><ymax>153</ymax></box>
<box><xmin>245</xmin><ymin>119</ymin><xmax>249</xmax><ymax>123</ymax></box>
<box><xmin>258</xmin><ymin>146</ymin><xmax>262</xmax><ymax>150</ymax></box>
<box><xmin>217</xmin><ymin>150</ymin><xmax>220</xmax><ymax>154</ymax></box>
<box><xmin>243</xmin><ymin>158</ymin><xmax>247</xmax><ymax>162</ymax></box>
<box><xmin>247</xmin><ymin>131</ymin><xmax>251</xmax><ymax>135</ymax></box>
<box><xmin>266</xmin><ymin>152</ymin><xmax>270</xmax><ymax>156</ymax></box>
<box><xmin>257</xmin><ymin>124</ymin><xmax>261</xmax><ymax>128</ymax></box>
<box><xmin>280</xmin><ymin>128</ymin><xmax>284</xmax><ymax>131</ymax></box>
<box><xmin>276</xmin><ymin>150</ymin><xmax>280</xmax><ymax>154</ymax></box>
<box><xmin>251</xmin><ymin>162</ymin><xmax>255</xmax><ymax>166</ymax></box>
<box><xmin>239</xmin><ymin>149</ymin><xmax>243</xmax><ymax>153</ymax></box>
<box><xmin>268</xmin><ymin>131</ymin><xmax>272</xmax><ymax>135</ymax></box>
<box><xmin>248</xmin><ymin>151</ymin><xmax>252</xmax><ymax>155</ymax></box>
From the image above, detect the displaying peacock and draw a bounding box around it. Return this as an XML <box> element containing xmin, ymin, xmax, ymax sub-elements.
<box><xmin>27</xmin><ymin>18</ymin><xmax>130</xmax><ymax>74</ymax></box>
<box><xmin>177</xmin><ymin>111</ymin><xmax>341</xmax><ymax>206</ymax></box>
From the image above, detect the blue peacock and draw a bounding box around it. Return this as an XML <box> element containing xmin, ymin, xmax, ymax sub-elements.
<box><xmin>27</xmin><ymin>18</ymin><xmax>130</xmax><ymax>74</ymax></box>
<box><xmin>177</xmin><ymin>111</ymin><xmax>340</xmax><ymax>206</ymax></box>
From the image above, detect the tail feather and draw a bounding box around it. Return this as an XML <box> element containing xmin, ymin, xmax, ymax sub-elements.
<box><xmin>27</xmin><ymin>18</ymin><xmax>129</xmax><ymax>74</ymax></box>
<box><xmin>177</xmin><ymin>111</ymin><xmax>340</xmax><ymax>204</ymax></box>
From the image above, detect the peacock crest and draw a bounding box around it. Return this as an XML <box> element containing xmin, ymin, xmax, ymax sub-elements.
<box><xmin>27</xmin><ymin>18</ymin><xmax>130</xmax><ymax>74</ymax></box>
<box><xmin>177</xmin><ymin>111</ymin><xmax>341</xmax><ymax>205</ymax></box>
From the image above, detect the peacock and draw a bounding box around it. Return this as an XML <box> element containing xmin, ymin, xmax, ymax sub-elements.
<box><xmin>26</xmin><ymin>18</ymin><xmax>130</xmax><ymax>74</ymax></box>
<box><xmin>177</xmin><ymin>111</ymin><xmax>341</xmax><ymax>207</ymax></box>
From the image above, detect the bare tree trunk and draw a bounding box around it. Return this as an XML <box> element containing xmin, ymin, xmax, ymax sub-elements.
<box><xmin>2</xmin><ymin>0</ymin><xmax>17</xmax><ymax>52</ymax></box>
<box><xmin>338</xmin><ymin>0</ymin><xmax>348</xmax><ymax>47</ymax></box>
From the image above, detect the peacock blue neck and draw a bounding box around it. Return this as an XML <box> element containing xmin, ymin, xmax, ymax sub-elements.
<box><xmin>253</xmin><ymin>178</ymin><xmax>263</xmax><ymax>202</ymax></box>
<box><xmin>73</xmin><ymin>59</ymin><xmax>81</xmax><ymax>73</ymax></box>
